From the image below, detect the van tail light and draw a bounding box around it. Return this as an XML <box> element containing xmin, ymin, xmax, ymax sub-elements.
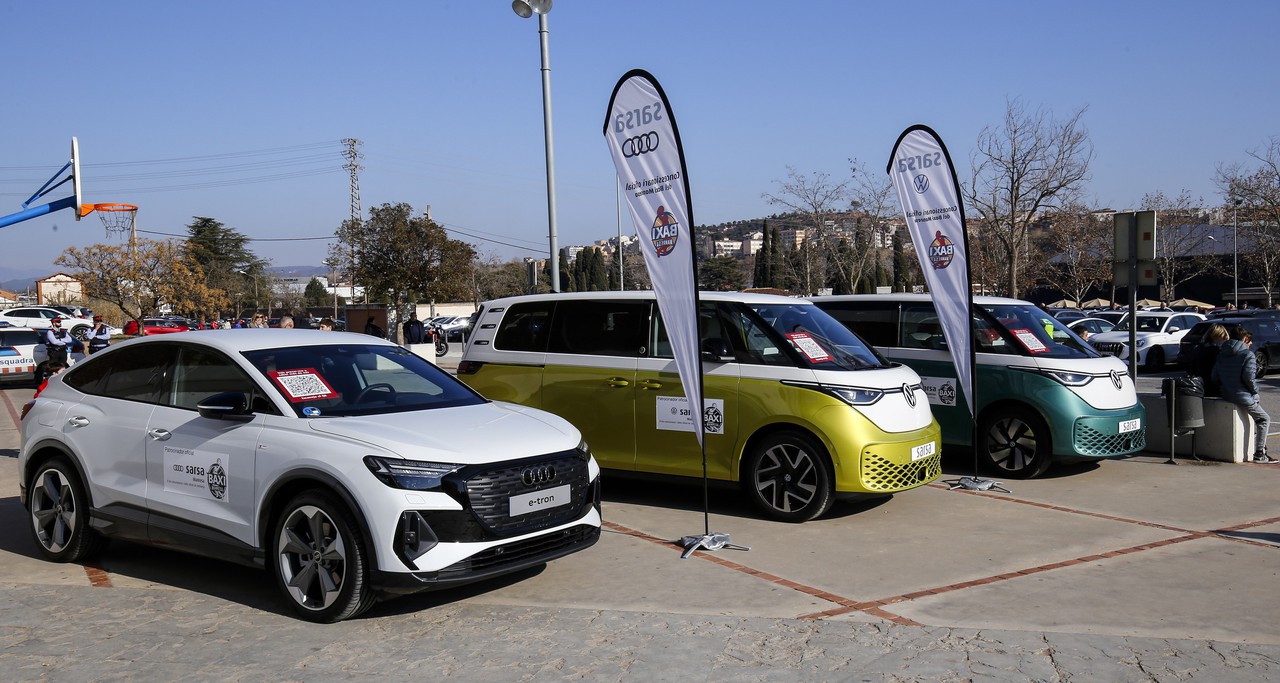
<box><xmin>456</xmin><ymin>360</ymin><xmax>483</xmax><ymax>376</ymax></box>
<box><xmin>20</xmin><ymin>399</ymin><xmax>35</xmax><ymax>422</ymax></box>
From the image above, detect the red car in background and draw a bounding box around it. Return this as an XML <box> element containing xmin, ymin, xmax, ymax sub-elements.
<box><xmin>122</xmin><ymin>318</ymin><xmax>191</xmax><ymax>335</ymax></box>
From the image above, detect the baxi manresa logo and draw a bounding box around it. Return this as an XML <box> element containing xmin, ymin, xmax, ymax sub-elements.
<box><xmin>651</xmin><ymin>206</ymin><xmax>679</xmax><ymax>257</ymax></box>
<box><xmin>928</xmin><ymin>231</ymin><xmax>955</xmax><ymax>270</ymax></box>
<box><xmin>206</xmin><ymin>459</ymin><xmax>227</xmax><ymax>500</ymax></box>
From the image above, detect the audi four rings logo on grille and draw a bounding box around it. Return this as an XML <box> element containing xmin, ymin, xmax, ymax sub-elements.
<box><xmin>622</xmin><ymin>132</ymin><xmax>659</xmax><ymax>158</ymax></box>
<box><xmin>521</xmin><ymin>465</ymin><xmax>557</xmax><ymax>486</ymax></box>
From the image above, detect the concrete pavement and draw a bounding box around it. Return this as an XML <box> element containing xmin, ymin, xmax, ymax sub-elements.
<box><xmin>1</xmin><ymin>363</ymin><xmax>1279</xmax><ymax>681</ymax></box>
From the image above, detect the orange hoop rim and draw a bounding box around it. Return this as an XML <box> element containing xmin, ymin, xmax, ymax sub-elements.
<box><xmin>86</xmin><ymin>203</ymin><xmax>138</xmax><ymax>213</ymax></box>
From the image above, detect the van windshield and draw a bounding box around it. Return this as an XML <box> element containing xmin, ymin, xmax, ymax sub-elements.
<box><xmin>738</xmin><ymin>301</ymin><xmax>890</xmax><ymax>370</ymax></box>
<box><xmin>977</xmin><ymin>304</ymin><xmax>1100</xmax><ymax>359</ymax></box>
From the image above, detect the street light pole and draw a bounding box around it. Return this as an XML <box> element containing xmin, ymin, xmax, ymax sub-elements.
<box><xmin>1233</xmin><ymin>202</ymin><xmax>1239</xmax><ymax>309</ymax></box>
<box><xmin>513</xmin><ymin>0</ymin><xmax>559</xmax><ymax>293</ymax></box>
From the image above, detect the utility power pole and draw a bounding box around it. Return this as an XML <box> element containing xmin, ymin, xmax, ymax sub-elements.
<box><xmin>342</xmin><ymin>138</ymin><xmax>363</xmax><ymax>305</ymax></box>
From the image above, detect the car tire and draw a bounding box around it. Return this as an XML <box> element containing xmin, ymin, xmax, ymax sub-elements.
<box><xmin>28</xmin><ymin>456</ymin><xmax>108</xmax><ymax>562</ymax></box>
<box><xmin>1256</xmin><ymin>350</ymin><xmax>1268</xmax><ymax>379</ymax></box>
<box><xmin>70</xmin><ymin>325</ymin><xmax>91</xmax><ymax>342</ymax></box>
<box><xmin>978</xmin><ymin>406</ymin><xmax>1053</xmax><ymax>479</ymax></box>
<box><xmin>741</xmin><ymin>431</ymin><xmax>834</xmax><ymax>522</ymax></box>
<box><xmin>272</xmin><ymin>490</ymin><xmax>375</xmax><ymax>623</ymax></box>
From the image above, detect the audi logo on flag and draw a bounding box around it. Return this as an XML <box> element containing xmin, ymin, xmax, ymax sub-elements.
<box><xmin>521</xmin><ymin>465</ymin><xmax>557</xmax><ymax>486</ymax></box>
<box><xmin>622</xmin><ymin>132</ymin><xmax>660</xmax><ymax>158</ymax></box>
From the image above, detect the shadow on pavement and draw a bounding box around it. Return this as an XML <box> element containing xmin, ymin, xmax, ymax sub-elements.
<box><xmin>600</xmin><ymin>471</ymin><xmax>894</xmax><ymax>521</ymax></box>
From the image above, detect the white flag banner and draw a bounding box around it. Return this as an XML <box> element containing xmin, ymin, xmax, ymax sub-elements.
<box><xmin>887</xmin><ymin>125</ymin><xmax>976</xmax><ymax>416</ymax></box>
<box><xmin>603</xmin><ymin>70</ymin><xmax>704</xmax><ymax>445</ymax></box>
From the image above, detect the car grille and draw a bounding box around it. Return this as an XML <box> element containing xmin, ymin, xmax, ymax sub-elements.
<box><xmin>437</xmin><ymin>524</ymin><xmax>599</xmax><ymax>580</ymax></box>
<box><xmin>1074</xmin><ymin>421</ymin><xmax>1146</xmax><ymax>457</ymax></box>
<box><xmin>860</xmin><ymin>449</ymin><xmax>941</xmax><ymax>492</ymax></box>
<box><xmin>1093</xmin><ymin>342</ymin><xmax>1127</xmax><ymax>357</ymax></box>
<box><xmin>460</xmin><ymin>452</ymin><xmax>592</xmax><ymax>536</ymax></box>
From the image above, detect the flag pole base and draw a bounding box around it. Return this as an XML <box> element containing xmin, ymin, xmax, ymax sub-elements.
<box><xmin>944</xmin><ymin>476</ymin><xmax>1011</xmax><ymax>494</ymax></box>
<box><xmin>679</xmin><ymin>532</ymin><xmax>750</xmax><ymax>559</ymax></box>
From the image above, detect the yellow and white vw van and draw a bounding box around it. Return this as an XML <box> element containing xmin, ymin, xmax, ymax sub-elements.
<box><xmin>457</xmin><ymin>291</ymin><xmax>941</xmax><ymax>522</ymax></box>
<box><xmin>810</xmin><ymin>294</ymin><xmax>1146</xmax><ymax>479</ymax></box>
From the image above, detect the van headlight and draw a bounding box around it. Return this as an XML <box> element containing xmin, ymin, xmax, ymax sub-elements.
<box><xmin>782</xmin><ymin>380</ymin><xmax>884</xmax><ymax>406</ymax></box>
<box><xmin>1041</xmin><ymin>370</ymin><xmax>1094</xmax><ymax>387</ymax></box>
<box><xmin>364</xmin><ymin>456</ymin><xmax>460</xmax><ymax>490</ymax></box>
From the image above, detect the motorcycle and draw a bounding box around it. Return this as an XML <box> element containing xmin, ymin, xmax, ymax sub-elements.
<box><xmin>426</xmin><ymin>322</ymin><xmax>448</xmax><ymax>357</ymax></box>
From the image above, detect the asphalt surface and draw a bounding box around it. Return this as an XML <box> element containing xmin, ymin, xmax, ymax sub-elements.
<box><xmin>1</xmin><ymin>352</ymin><xmax>1278</xmax><ymax>681</ymax></box>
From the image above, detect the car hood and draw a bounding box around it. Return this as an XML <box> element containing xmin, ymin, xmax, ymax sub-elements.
<box><xmin>304</xmin><ymin>400</ymin><xmax>581</xmax><ymax>463</ymax></box>
<box><xmin>1091</xmin><ymin>330</ymin><xmax>1160</xmax><ymax>343</ymax></box>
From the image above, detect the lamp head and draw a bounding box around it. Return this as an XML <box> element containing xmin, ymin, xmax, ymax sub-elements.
<box><xmin>512</xmin><ymin>0</ymin><xmax>551</xmax><ymax>18</ymax></box>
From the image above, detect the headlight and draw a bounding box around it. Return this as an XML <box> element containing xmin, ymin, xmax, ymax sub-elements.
<box><xmin>1136</xmin><ymin>339</ymin><xmax>1149</xmax><ymax>348</ymax></box>
<box><xmin>826</xmin><ymin>386</ymin><xmax>885</xmax><ymax>406</ymax></box>
<box><xmin>1042</xmin><ymin>370</ymin><xmax>1094</xmax><ymax>387</ymax></box>
<box><xmin>364</xmin><ymin>456</ymin><xmax>460</xmax><ymax>490</ymax></box>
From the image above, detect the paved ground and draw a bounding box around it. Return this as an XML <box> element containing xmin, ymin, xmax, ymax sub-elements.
<box><xmin>1</xmin><ymin>356</ymin><xmax>1279</xmax><ymax>681</ymax></box>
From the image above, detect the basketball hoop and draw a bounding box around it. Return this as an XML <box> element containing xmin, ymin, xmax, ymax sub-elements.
<box><xmin>88</xmin><ymin>203</ymin><xmax>138</xmax><ymax>238</ymax></box>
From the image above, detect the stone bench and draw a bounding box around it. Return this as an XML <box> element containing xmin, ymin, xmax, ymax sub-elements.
<box><xmin>1139</xmin><ymin>394</ymin><xmax>1257</xmax><ymax>462</ymax></box>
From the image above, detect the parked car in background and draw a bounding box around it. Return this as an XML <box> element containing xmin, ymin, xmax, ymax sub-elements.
<box><xmin>433</xmin><ymin>315</ymin><xmax>473</xmax><ymax>341</ymax></box>
<box><xmin>0</xmin><ymin>326</ymin><xmax>45</xmax><ymax>385</ymax></box>
<box><xmin>1177</xmin><ymin>317</ymin><xmax>1280</xmax><ymax>378</ymax></box>
<box><xmin>0</xmin><ymin>306</ymin><xmax>92</xmax><ymax>340</ymax></box>
<box><xmin>18</xmin><ymin>330</ymin><xmax>601</xmax><ymax>622</ymax></box>
<box><xmin>122</xmin><ymin>318</ymin><xmax>191</xmax><ymax>335</ymax></box>
<box><xmin>49</xmin><ymin>305</ymin><xmax>93</xmax><ymax>319</ymax></box>
<box><xmin>1068</xmin><ymin>317</ymin><xmax>1116</xmax><ymax>339</ymax></box>
<box><xmin>1088</xmin><ymin>311</ymin><xmax>1205</xmax><ymax>369</ymax></box>
<box><xmin>1048</xmin><ymin>308</ymin><xmax>1088</xmax><ymax>324</ymax></box>
<box><xmin>1092</xmin><ymin>310</ymin><xmax>1128</xmax><ymax>327</ymax></box>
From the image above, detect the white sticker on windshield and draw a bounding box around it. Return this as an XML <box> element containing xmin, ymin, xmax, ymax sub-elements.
<box><xmin>1010</xmin><ymin>328</ymin><xmax>1049</xmax><ymax>354</ymax></box>
<box><xmin>786</xmin><ymin>332</ymin><xmax>832</xmax><ymax>363</ymax></box>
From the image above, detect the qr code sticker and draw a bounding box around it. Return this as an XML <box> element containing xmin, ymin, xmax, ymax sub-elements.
<box><xmin>270</xmin><ymin>369</ymin><xmax>338</xmax><ymax>402</ymax></box>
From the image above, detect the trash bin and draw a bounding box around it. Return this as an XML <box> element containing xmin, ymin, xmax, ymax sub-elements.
<box><xmin>1163</xmin><ymin>376</ymin><xmax>1205</xmax><ymax>430</ymax></box>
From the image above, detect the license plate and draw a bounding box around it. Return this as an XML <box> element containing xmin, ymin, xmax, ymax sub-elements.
<box><xmin>509</xmin><ymin>484</ymin><xmax>571</xmax><ymax>516</ymax></box>
<box><xmin>911</xmin><ymin>441</ymin><xmax>936</xmax><ymax>461</ymax></box>
<box><xmin>1119</xmin><ymin>418</ymin><xmax>1140</xmax><ymax>434</ymax></box>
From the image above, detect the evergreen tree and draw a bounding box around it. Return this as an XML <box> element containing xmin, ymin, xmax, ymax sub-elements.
<box><xmin>892</xmin><ymin>230</ymin><xmax>911</xmax><ymax>292</ymax></box>
<box><xmin>753</xmin><ymin>221</ymin><xmax>770</xmax><ymax>287</ymax></box>
<box><xmin>588</xmin><ymin>248</ymin><xmax>609</xmax><ymax>291</ymax></box>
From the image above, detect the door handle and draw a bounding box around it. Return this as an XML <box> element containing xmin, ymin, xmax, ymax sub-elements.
<box><xmin>147</xmin><ymin>428</ymin><xmax>172</xmax><ymax>441</ymax></box>
<box><xmin>605</xmin><ymin>377</ymin><xmax>631</xmax><ymax>388</ymax></box>
<box><xmin>67</xmin><ymin>416</ymin><xmax>90</xmax><ymax>428</ymax></box>
<box><xmin>638</xmin><ymin>379</ymin><xmax>663</xmax><ymax>390</ymax></box>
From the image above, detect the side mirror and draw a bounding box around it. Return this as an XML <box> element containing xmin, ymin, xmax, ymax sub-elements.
<box><xmin>197</xmin><ymin>391</ymin><xmax>254</xmax><ymax>421</ymax></box>
<box><xmin>1167</xmin><ymin>326</ymin><xmax>1181</xmax><ymax>333</ymax></box>
<box><xmin>700</xmin><ymin>338</ymin><xmax>733</xmax><ymax>362</ymax></box>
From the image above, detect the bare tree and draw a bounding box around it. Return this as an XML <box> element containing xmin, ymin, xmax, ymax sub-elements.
<box><xmin>1141</xmin><ymin>190</ymin><xmax>1215</xmax><ymax>301</ymax></box>
<box><xmin>1040</xmin><ymin>204</ymin><xmax>1112</xmax><ymax>303</ymax></box>
<box><xmin>56</xmin><ymin>239</ymin><xmax>226</xmax><ymax>325</ymax></box>
<box><xmin>964</xmin><ymin>99</ymin><xmax>1093</xmax><ymax>298</ymax></box>
<box><xmin>762</xmin><ymin>167</ymin><xmax>850</xmax><ymax>295</ymax></box>
<box><xmin>834</xmin><ymin>158</ymin><xmax>897</xmax><ymax>293</ymax></box>
<box><xmin>1216</xmin><ymin>136</ymin><xmax>1280</xmax><ymax>306</ymax></box>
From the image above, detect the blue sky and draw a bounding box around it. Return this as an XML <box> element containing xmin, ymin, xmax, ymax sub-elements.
<box><xmin>2</xmin><ymin>1</ymin><xmax>1277</xmax><ymax>280</ymax></box>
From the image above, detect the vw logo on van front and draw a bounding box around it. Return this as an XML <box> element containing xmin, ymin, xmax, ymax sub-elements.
<box><xmin>903</xmin><ymin>383</ymin><xmax>917</xmax><ymax>408</ymax></box>
<box><xmin>521</xmin><ymin>465</ymin><xmax>557</xmax><ymax>487</ymax></box>
<box><xmin>1110</xmin><ymin>369</ymin><xmax>1123</xmax><ymax>390</ymax></box>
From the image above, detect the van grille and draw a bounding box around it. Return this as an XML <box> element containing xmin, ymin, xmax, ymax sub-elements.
<box><xmin>1074</xmin><ymin>422</ymin><xmax>1146</xmax><ymax>457</ymax></box>
<box><xmin>860</xmin><ymin>450</ymin><xmax>941</xmax><ymax>492</ymax></box>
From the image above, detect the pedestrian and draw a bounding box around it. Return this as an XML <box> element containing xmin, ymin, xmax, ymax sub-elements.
<box><xmin>1191</xmin><ymin>323</ymin><xmax>1228</xmax><ymax>397</ymax></box>
<box><xmin>318</xmin><ymin>318</ymin><xmax>336</xmax><ymax>331</ymax></box>
<box><xmin>403</xmin><ymin>312</ymin><xmax>425</xmax><ymax>345</ymax></box>
<box><xmin>86</xmin><ymin>315</ymin><xmax>112</xmax><ymax>355</ymax></box>
<box><xmin>44</xmin><ymin>317</ymin><xmax>72</xmax><ymax>368</ymax></box>
<box><xmin>364</xmin><ymin>316</ymin><xmax>385</xmax><ymax>338</ymax></box>
<box><xmin>251</xmin><ymin>314</ymin><xmax>269</xmax><ymax>328</ymax></box>
<box><xmin>34</xmin><ymin>359</ymin><xmax>67</xmax><ymax>398</ymax></box>
<box><xmin>279</xmin><ymin>315</ymin><xmax>295</xmax><ymax>329</ymax></box>
<box><xmin>1212</xmin><ymin>326</ymin><xmax>1276</xmax><ymax>463</ymax></box>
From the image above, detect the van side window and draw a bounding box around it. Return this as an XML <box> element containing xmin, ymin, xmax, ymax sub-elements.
<box><xmin>818</xmin><ymin>302</ymin><xmax>899</xmax><ymax>348</ymax></box>
<box><xmin>548</xmin><ymin>300</ymin><xmax>648</xmax><ymax>357</ymax></box>
<box><xmin>901</xmin><ymin>305</ymin><xmax>945</xmax><ymax>349</ymax></box>
<box><xmin>493</xmin><ymin>301</ymin><xmax>554</xmax><ymax>352</ymax></box>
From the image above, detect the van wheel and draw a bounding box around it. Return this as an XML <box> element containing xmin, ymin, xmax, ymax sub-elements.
<box><xmin>978</xmin><ymin>407</ymin><xmax>1053</xmax><ymax>479</ymax></box>
<box><xmin>741</xmin><ymin>431</ymin><xmax>834</xmax><ymax>522</ymax></box>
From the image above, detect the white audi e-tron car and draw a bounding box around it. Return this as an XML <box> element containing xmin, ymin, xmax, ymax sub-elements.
<box><xmin>19</xmin><ymin>330</ymin><xmax>601</xmax><ymax>622</ymax></box>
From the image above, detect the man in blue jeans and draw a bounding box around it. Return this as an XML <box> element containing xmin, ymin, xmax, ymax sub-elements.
<box><xmin>1213</xmin><ymin>326</ymin><xmax>1276</xmax><ymax>463</ymax></box>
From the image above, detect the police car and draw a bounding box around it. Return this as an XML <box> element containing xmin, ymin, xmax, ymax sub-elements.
<box><xmin>0</xmin><ymin>324</ymin><xmax>46</xmax><ymax>385</ymax></box>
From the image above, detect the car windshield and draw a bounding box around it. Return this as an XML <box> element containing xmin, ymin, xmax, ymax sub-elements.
<box><xmin>1113</xmin><ymin>315</ymin><xmax>1166</xmax><ymax>332</ymax></box>
<box><xmin>742</xmin><ymin>301</ymin><xmax>889</xmax><ymax>370</ymax></box>
<box><xmin>977</xmin><ymin>304</ymin><xmax>1099</xmax><ymax>358</ymax></box>
<box><xmin>241</xmin><ymin>344</ymin><xmax>484</xmax><ymax>417</ymax></box>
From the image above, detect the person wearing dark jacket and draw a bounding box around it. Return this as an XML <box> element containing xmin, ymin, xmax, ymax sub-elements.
<box><xmin>1212</xmin><ymin>327</ymin><xmax>1276</xmax><ymax>463</ymax></box>
<box><xmin>1191</xmin><ymin>323</ymin><xmax>1228</xmax><ymax>397</ymax></box>
<box><xmin>403</xmin><ymin>313</ymin><xmax>426</xmax><ymax>345</ymax></box>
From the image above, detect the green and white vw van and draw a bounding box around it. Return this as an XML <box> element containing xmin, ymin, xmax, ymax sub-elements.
<box><xmin>457</xmin><ymin>291</ymin><xmax>942</xmax><ymax>522</ymax></box>
<box><xmin>810</xmin><ymin>294</ymin><xmax>1146</xmax><ymax>479</ymax></box>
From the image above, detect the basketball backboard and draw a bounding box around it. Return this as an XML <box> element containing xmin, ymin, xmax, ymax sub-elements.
<box><xmin>71</xmin><ymin>137</ymin><xmax>84</xmax><ymax>220</ymax></box>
